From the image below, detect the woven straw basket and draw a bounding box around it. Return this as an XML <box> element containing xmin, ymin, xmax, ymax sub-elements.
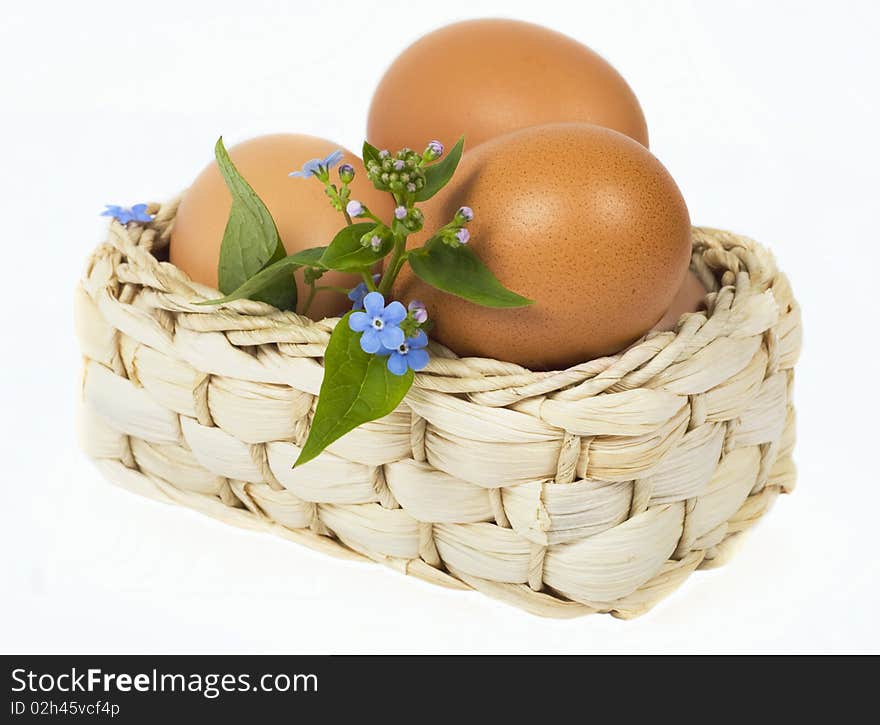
<box><xmin>75</xmin><ymin>199</ymin><xmax>801</xmax><ymax>619</ymax></box>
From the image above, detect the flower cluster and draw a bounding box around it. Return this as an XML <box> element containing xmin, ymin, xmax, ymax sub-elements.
<box><xmin>349</xmin><ymin>292</ymin><xmax>430</xmax><ymax>375</ymax></box>
<box><xmin>288</xmin><ymin>139</ymin><xmax>462</xmax><ymax>377</ymax></box>
<box><xmin>366</xmin><ymin>147</ymin><xmax>425</xmax><ymax>195</ymax></box>
<box><xmin>100</xmin><ymin>204</ymin><xmax>153</xmax><ymax>224</ymax></box>
<box><xmin>394</xmin><ymin>204</ymin><xmax>424</xmax><ymax>233</ymax></box>
<box><xmin>364</xmin><ymin>140</ymin><xmax>443</xmax><ymax>196</ymax></box>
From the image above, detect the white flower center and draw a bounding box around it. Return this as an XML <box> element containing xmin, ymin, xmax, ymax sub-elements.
<box><xmin>397</xmin><ymin>343</ymin><xmax>409</xmax><ymax>354</ymax></box>
<box><xmin>372</xmin><ymin>318</ymin><xmax>384</xmax><ymax>330</ymax></box>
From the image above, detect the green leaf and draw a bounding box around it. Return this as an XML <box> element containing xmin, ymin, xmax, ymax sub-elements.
<box><xmin>408</xmin><ymin>242</ymin><xmax>533</xmax><ymax>308</ymax></box>
<box><xmin>197</xmin><ymin>247</ymin><xmax>326</xmax><ymax>306</ymax></box>
<box><xmin>320</xmin><ymin>222</ymin><xmax>392</xmax><ymax>272</ymax></box>
<box><xmin>295</xmin><ymin>313</ymin><xmax>413</xmax><ymax>467</ymax></box>
<box><xmin>362</xmin><ymin>140</ymin><xmax>381</xmax><ymax>168</ymax></box>
<box><xmin>214</xmin><ymin>137</ymin><xmax>293</xmax><ymax>309</ymax></box>
<box><xmin>415</xmin><ymin>136</ymin><xmax>464</xmax><ymax>201</ymax></box>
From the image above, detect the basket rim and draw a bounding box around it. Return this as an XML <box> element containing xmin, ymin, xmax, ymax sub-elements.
<box><xmin>82</xmin><ymin>198</ymin><xmax>794</xmax><ymax>403</ymax></box>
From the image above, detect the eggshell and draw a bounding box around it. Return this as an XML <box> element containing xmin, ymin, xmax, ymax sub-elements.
<box><xmin>394</xmin><ymin>123</ymin><xmax>691</xmax><ymax>370</ymax></box>
<box><xmin>368</xmin><ymin>18</ymin><xmax>648</xmax><ymax>154</ymax></box>
<box><xmin>652</xmin><ymin>271</ymin><xmax>706</xmax><ymax>332</ymax></box>
<box><xmin>170</xmin><ymin>134</ymin><xmax>393</xmax><ymax>320</ymax></box>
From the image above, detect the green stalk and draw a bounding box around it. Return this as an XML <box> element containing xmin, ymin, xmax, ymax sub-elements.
<box><xmin>362</xmin><ymin>269</ymin><xmax>377</xmax><ymax>292</ymax></box>
<box><xmin>301</xmin><ymin>281</ymin><xmax>318</xmax><ymax>316</ymax></box>
<box><xmin>378</xmin><ymin>236</ymin><xmax>407</xmax><ymax>296</ymax></box>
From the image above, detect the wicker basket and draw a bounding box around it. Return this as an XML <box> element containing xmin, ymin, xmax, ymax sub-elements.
<box><xmin>75</xmin><ymin>199</ymin><xmax>801</xmax><ymax>618</ymax></box>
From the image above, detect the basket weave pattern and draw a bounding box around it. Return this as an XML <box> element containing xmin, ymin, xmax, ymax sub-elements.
<box><xmin>76</xmin><ymin>200</ymin><xmax>801</xmax><ymax>618</ymax></box>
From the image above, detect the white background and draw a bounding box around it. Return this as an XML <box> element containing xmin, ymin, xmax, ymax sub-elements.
<box><xmin>2</xmin><ymin>0</ymin><xmax>878</xmax><ymax>654</ymax></box>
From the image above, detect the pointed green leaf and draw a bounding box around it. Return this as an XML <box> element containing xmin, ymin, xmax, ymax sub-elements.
<box><xmin>320</xmin><ymin>222</ymin><xmax>392</xmax><ymax>272</ymax></box>
<box><xmin>362</xmin><ymin>140</ymin><xmax>381</xmax><ymax>168</ymax></box>
<box><xmin>214</xmin><ymin>137</ymin><xmax>294</xmax><ymax>309</ymax></box>
<box><xmin>415</xmin><ymin>136</ymin><xmax>464</xmax><ymax>201</ymax></box>
<box><xmin>295</xmin><ymin>313</ymin><xmax>413</xmax><ymax>467</ymax></box>
<box><xmin>408</xmin><ymin>242</ymin><xmax>533</xmax><ymax>308</ymax></box>
<box><xmin>197</xmin><ymin>247</ymin><xmax>326</xmax><ymax>306</ymax></box>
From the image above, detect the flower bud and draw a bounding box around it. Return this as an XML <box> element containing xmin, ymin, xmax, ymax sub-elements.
<box><xmin>394</xmin><ymin>205</ymin><xmax>408</xmax><ymax>220</ymax></box>
<box><xmin>406</xmin><ymin>182</ymin><xmax>417</xmax><ymax>193</ymax></box>
<box><xmin>404</xmin><ymin>208</ymin><xmax>424</xmax><ymax>232</ymax></box>
<box><xmin>338</xmin><ymin>163</ymin><xmax>355</xmax><ymax>184</ymax></box>
<box><xmin>408</xmin><ymin>300</ymin><xmax>428</xmax><ymax>324</ymax></box>
<box><xmin>379</xmin><ymin>149</ymin><xmax>390</xmax><ymax>159</ymax></box>
<box><xmin>360</xmin><ymin>225</ymin><xmax>389</xmax><ymax>251</ymax></box>
<box><xmin>423</xmin><ymin>140</ymin><xmax>444</xmax><ymax>161</ymax></box>
<box><xmin>455</xmin><ymin>227</ymin><xmax>470</xmax><ymax>245</ymax></box>
<box><xmin>346</xmin><ymin>200</ymin><xmax>365</xmax><ymax>218</ymax></box>
<box><xmin>455</xmin><ymin>206</ymin><xmax>474</xmax><ymax>224</ymax></box>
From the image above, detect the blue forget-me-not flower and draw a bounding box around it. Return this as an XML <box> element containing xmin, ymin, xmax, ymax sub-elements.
<box><xmin>349</xmin><ymin>292</ymin><xmax>406</xmax><ymax>354</ymax></box>
<box><xmin>101</xmin><ymin>204</ymin><xmax>153</xmax><ymax>224</ymax></box>
<box><xmin>383</xmin><ymin>329</ymin><xmax>430</xmax><ymax>376</ymax></box>
<box><xmin>289</xmin><ymin>149</ymin><xmax>344</xmax><ymax>179</ymax></box>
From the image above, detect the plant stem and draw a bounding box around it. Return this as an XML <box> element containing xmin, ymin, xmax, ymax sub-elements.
<box><xmin>378</xmin><ymin>236</ymin><xmax>407</xmax><ymax>296</ymax></box>
<box><xmin>362</xmin><ymin>270</ymin><xmax>377</xmax><ymax>291</ymax></box>
<box><xmin>343</xmin><ymin>209</ymin><xmax>353</xmax><ymax>225</ymax></box>
<box><xmin>302</xmin><ymin>281</ymin><xmax>318</xmax><ymax>316</ymax></box>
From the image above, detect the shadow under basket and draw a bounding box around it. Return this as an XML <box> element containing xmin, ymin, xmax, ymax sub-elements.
<box><xmin>75</xmin><ymin>200</ymin><xmax>802</xmax><ymax>619</ymax></box>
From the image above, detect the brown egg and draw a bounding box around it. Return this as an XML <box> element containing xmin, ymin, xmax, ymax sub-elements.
<box><xmin>170</xmin><ymin>134</ymin><xmax>393</xmax><ymax>320</ymax></box>
<box><xmin>394</xmin><ymin>123</ymin><xmax>691</xmax><ymax>370</ymax></box>
<box><xmin>368</xmin><ymin>19</ymin><xmax>648</xmax><ymax>155</ymax></box>
<box><xmin>652</xmin><ymin>271</ymin><xmax>706</xmax><ymax>332</ymax></box>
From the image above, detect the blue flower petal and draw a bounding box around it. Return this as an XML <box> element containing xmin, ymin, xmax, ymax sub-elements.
<box><xmin>379</xmin><ymin>325</ymin><xmax>404</xmax><ymax>350</ymax></box>
<box><xmin>290</xmin><ymin>158</ymin><xmax>324</xmax><ymax>178</ymax></box>
<box><xmin>363</xmin><ymin>292</ymin><xmax>385</xmax><ymax>317</ymax></box>
<box><xmin>323</xmin><ymin>150</ymin><xmax>344</xmax><ymax>168</ymax></box>
<box><xmin>359</xmin><ymin>328</ymin><xmax>382</xmax><ymax>354</ymax></box>
<box><xmin>132</xmin><ymin>204</ymin><xmax>153</xmax><ymax>222</ymax></box>
<box><xmin>349</xmin><ymin>311</ymin><xmax>370</xmax><ymax>332</ymax></box>
<box><xmin>387</xmin><ymin>352</ymin><xmax>408</xmax><ymax>376</ymax></box>
<box><xmin>383</xmin><ymin>300</ymin><xmax>407</xmax><ymax>326</ymax></box>
<box><xmin>409</xmin><ymin>330</ymin><xmax>429</xmax><ymax>349</ymax></box>
<box><xmin>407</xmin><ymin>348</ymin><xmax>430</xmax><ymax>371</ymax></box>
<box><xmin>348</xmin><ymin>282</ymin><xmax>367</xmax><ymax>303</ymax></box>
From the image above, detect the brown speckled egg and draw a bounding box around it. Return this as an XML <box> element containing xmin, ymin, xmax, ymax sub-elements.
<box><xmin>394</xmin><ymin>123</ymin><xmax>691</xmax><ymax>370</ymax></box>
<box><xmin>368</xmin><ymin>19</ymin><xmax>648</xmax><ymax>154</ymax></box>
<box><xmin>170</xmin><ymin>134</ymin><xmax>393</xmax><ymax>320</ymax></box>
